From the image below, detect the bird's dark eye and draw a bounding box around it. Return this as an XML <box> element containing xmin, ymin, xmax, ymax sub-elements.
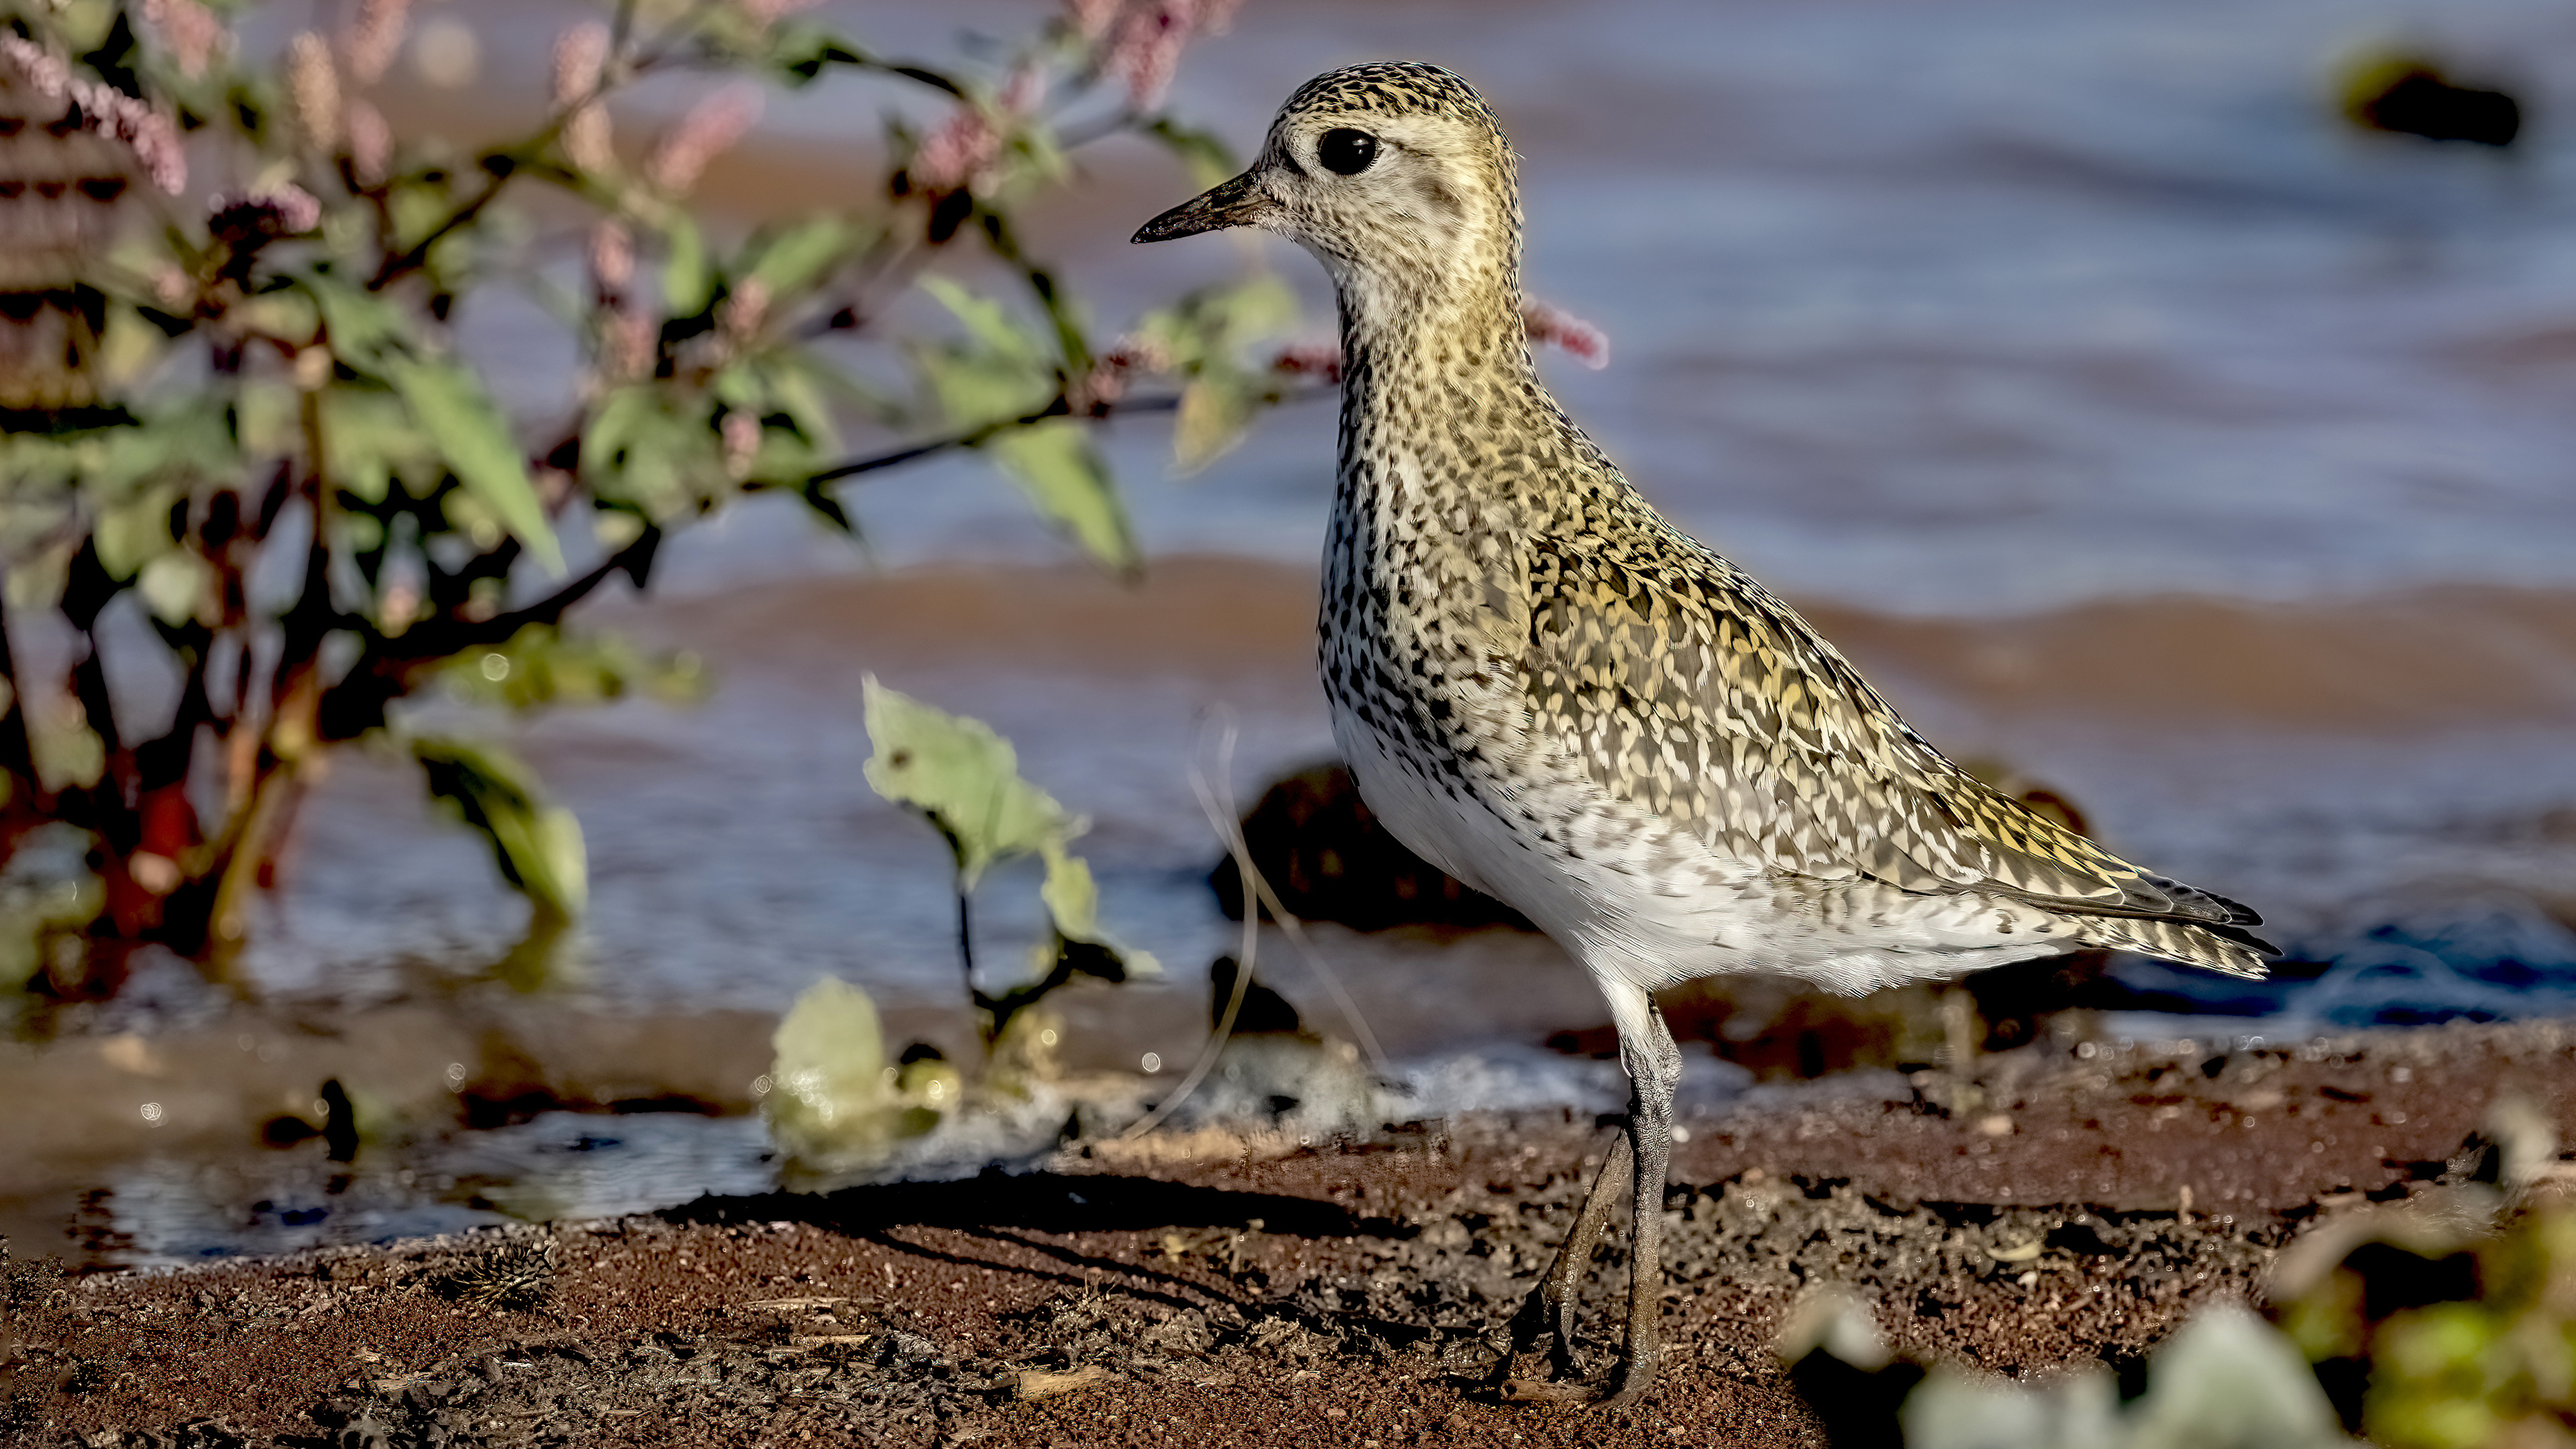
<box><xmin>1316</xmin><ymin>128</ymin><xmax>1379</xmax><ymax>176</ymax></box>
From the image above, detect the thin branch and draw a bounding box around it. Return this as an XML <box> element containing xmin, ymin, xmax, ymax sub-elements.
<box><xmin>780</xmin><ymin>381</ymin><xmax>1327</xmax><ymax>491</ymax></box>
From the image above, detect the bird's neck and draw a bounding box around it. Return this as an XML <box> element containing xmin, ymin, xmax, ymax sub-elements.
<box><xmin>1330</xmin><ymin>268</ymin><xmax>1596</xmax><ymax>543</ymax></box>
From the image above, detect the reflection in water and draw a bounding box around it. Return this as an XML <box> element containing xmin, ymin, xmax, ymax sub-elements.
<box><xmin>95</xmin><ymin>1114</ymin><xmax>779</xmax><ymax>1269</ymax></box>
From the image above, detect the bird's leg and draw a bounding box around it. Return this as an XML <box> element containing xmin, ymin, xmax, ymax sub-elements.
<box><xmin>1598</xmin><ymin>1002</ymin><xmax>1681</xmax><ymax>1409</ymax></box>
<box><xmin>1495</xmin><ymin>1126</ymin><xmax>1631</xmax><ymax>1393</ymax></box>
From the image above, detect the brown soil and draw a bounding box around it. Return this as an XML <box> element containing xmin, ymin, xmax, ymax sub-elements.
<box><xmin>7</xmin><ymin>1020</ymin><xmax>2573</xmax><ymax>1448</ymax></box>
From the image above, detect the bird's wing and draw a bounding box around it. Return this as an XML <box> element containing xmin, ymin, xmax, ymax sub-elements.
<box><xmin>1508</xmin><ymin>527</ymin><xmax>2255</xmax><ymax>926</ymax></box>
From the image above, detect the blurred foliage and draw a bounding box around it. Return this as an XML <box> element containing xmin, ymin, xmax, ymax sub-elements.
<box><xmin>763</xmin><ymin>975</ymin><xmax>930</xmax><ymax>1177</ymax></box>
<box><xmin>1786</xmin><ymin>1104</ymin><xmax>2576</xmax><ymax>1448</ymax></box>
<box><xmin>2275</xmin><ymin>1203</ymin><xmax>2576</xmax><ymax>1446</ymax></box>
<box><xmin>1783</xmin><ymin>1292</ymin><xmax>2355</xmax><ymax>1449</ymax></box>
<box><xmin>0</xmin><ymin>0</ymin><xmax>1306</xmax><ymax>1006</ymax></box>
<box><xmin>861</xmin><ymin>676</ymin><xmax>1153</xmax><ymax>1046</ymax></box>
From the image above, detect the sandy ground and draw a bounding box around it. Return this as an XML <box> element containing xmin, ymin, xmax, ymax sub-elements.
<box><xmin>7</xmin><ymin>1018</ymin><xmax>2573</xmax><ymax>1448</ymax></box>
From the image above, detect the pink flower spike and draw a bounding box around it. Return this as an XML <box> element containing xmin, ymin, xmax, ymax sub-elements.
<box><xmin>343</xmin><ymin>0</ymin><xmax>410</xmax><ymax>86</ymax></box>
<box><xmin>209</xmin><ymin>183</ymin><xmax>322</xmax><ymax>236</ymax></box>
<box><xmin>910</xmin><ymin>105</ymin><xmax>1001</xmax><ymax>195</ymax></box>
<box><xmin>144</xmin><ymin>0</ymin><xmax>225</xmax><ymax>80</ymax></box>
<box><xmin>347</xmin><ymin>101</ymin><xmax>392</xmax><ymax>187</ymax></box>
<box><xmin>551</xmin><ymin>22</ymin><xmax>609</xmax><ymax>108</ymax></box>
<box><xmin>647</xmin><ymin>84</ymin><xmax>761</xmax><ymax>196</ymax></box>
<box><xmin>721</xmin><ymin>411</ymin><xmax>761</xmax><ymax>478</ymax></box>
<box><xmin>735</xmin><ymin>0</ymin><xmax>824</xmax><ymax>26</ymax></box>
<box><xmin>1522</xmin><ymin>298</ymin><xmax>1609</xmax><ymax>370</ymax></box>
<box><xmin>288</xmin><ymin>31</ymin><xmax>341</xmax><ymax>150</ymax></box>
<box><xmin>589</xmin><ymin>220</ymin><xmax>635</xmax><ymax>294</ymax></box>
<box><xmin>1106</xmin><ymin>0</ymin><xmax>1195</xmax><ymax>111</ymax></box>
<box><xmin>1000</xmin><ymin>63</ymin><xmax>1048</xmax><ymax>118</ymax></box>
<box><xmin>1065</xmin><ymin>0</ymin><xmax>1123</xmax><ymax>44</ymax></box>
<box><xmin>0</xmin><ymin>36</ymin><xmax>70</xmax><ymax>100</ymax></box>
<box><xmin>0</xmin><ymin>38</ymin><xmax>189</xmax><ymax>193</ymax></box>
<box><xmin>719</xmin><ymin>277</ymin><xmax>769</xmax><ymax>344</ymax></box>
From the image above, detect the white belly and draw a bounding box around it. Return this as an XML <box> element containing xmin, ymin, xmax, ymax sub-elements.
<box><xmin>1330</xmin><ymin>704</ymin><xmax>2077</xmax><ymax>999</ymax></box>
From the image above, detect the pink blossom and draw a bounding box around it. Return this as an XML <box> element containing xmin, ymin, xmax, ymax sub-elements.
<box><xmin>152</xmin><ymin>264</ymin><xmax>193</xmax><ymax>308</ymax></box>
<box><xmin>1065</xmin><ymin>0</ymin><xmax>1122</xmax><ymax>42</ymax></box>
<box><xmin>346</xmin><ymin>100</ymin><xmax>392</xmax><ymax>186</ymax></box>
<box><xmin>718</xmin><ymin>278</ymin><xmax>769</xmax><ymax>344</ymax></box>
<box><xmin>1271</xmin><ymin>339</ymin><xmax>1342</xmax><ymax>384</ymax></box>
<box><xmin>0</xmin><ymin>37</ymin><xmax>189</xmax><ymax>194</ymax></box>
<box><xmin>553</xmin><ymin>23</ymin><xmax>615</xmax><ymax>172</ymax></box>
<box><xmin>144</xmin><ymin>0</ymin><xmax>225</xmax><ymax>80</ymax></box>
<box><xmin>550</xmin><ymin>21</ymin><xmax>610</xmax><ymax>107</ymax></box>
<box><xmin>1521</xmin><ymin>298</ymin><xmax>1609</xmax><ymax>370</ymax></box>
<box><xmin>720</xmin><ymin>411</ymin><xmax>761</xmax><ymax>478</ymax></box>
<box><xmin>910</xmin><ymin>105</ymin><xmax>1001</xmax><ymax>195</ymax></box>
<box><xmin>1104</xmin><ymin>1</ymin><xmax>1196</xmax><ymax>111</ymax></box>
<box><xmin>1069</xmin><ymin>335</ymin><xmax>1183</xmax><ymax>411</ymax></box>
<box><xmin>646</xmin><ymin>85</ymin><xmax>761</xmax><ymax>195</ymax></box>
<box><xmin>735</xmin><ymin>0</ymin><xmax>825</xmax><ymax>26</ymax></box>
<box><xmin>209</xmin><ymin>183</ymin><xmax>322</xmax><ymax>236</ymax></box>
<box><xmin>1000</xmin><ymin>62</ymin><xmax>1048</xmax><ymax>117</ymax></box>
<box><xmin>588</xmin><ymin>220</ymin><xmax>634</xmax><ymax>295</ymax></box>
<box><xmin>343</xmin><ymin>0</ymin><xmax>410</xmax><ymax>85</ymax></box>
<box><xmin>602</xmin><ymin>309</ymin><xmax>656</xmax><ymax>380</ymax></box>
<box><xmin>288</xmin><ymin>31</ymin><xmax>341</xmax><ymax>150</ymax></box>
<box><xmin>1197</xmin><ymin>0</ymin><xmax>1243</xmax><ymax>36</ymax></box>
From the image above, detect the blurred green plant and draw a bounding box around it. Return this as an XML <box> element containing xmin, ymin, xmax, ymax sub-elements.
<box><xmin>2273</xmin><ymin>1203</ymin><xmax>2576</xmax><ymax>1447</ymax></box>
<box><xmin>0</xmin><ymin>0</ymin><xmax>1309</xmax><ymax>1004</ymax></box>
<box><xmin>1782</xmin><ymin>1291</ymin><xmax>2355</xmax><ymax>1449</ymax></box>
<box><xmin>861</xmin><ymin>674</ymin><xmax>1153</xmax><ymax>1049</ymax></box>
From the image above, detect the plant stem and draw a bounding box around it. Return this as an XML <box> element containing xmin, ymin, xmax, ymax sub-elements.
<box><xmin>0</xmin><ymin>586</ymin><xmax>42</xmax><ymax>818</ymax></box>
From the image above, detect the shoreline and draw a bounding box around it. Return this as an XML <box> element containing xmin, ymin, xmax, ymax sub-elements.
<box><xmin>8</xmin><ymin>1019</ymin><xmax>2571</xmax><ymax>1447</ymax></box>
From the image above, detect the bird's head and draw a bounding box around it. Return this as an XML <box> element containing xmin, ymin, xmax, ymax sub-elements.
<box><xmin>1133</xmin><ymin>62</ymin><xmax>1523</xmax><ymax>323</ymax></box>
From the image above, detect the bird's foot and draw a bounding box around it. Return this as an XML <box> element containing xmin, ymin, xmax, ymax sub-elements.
<box><xmin>1591</xmin><ymin>1349</ymin><xmax>1660</xmax><ymax>1411</ymax></box>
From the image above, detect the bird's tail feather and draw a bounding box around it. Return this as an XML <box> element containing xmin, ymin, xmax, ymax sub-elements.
<box><xmin>2074</xmin><ymin>914</ymin><xmax>2274</xmax><ymax>980</ymax></box>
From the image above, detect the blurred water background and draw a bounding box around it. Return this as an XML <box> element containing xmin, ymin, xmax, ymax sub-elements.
<box><xmin>11</xmin><ymin>0</ymin><xmax>2576</xmax><ymax>1264</ymax></box>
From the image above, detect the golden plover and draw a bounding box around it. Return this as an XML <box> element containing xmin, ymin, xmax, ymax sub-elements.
<box><xmin>1136</xmin><ymin>60</ymin><xmax>2270</xmax><ymax>1407</ymax></box>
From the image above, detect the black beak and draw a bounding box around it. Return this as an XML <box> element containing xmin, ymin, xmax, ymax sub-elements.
<box><xmin>1132</xmin><ymin>170</ymin><xmax>1274</xmax><ymax>243</ymax></box>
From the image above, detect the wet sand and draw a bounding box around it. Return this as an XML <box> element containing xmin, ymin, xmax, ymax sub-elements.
<box><xmin>9</xmin><ymin>1019</ymin><xmax>2571</xmax><ymax>1448</ymax></box>
<box><xmin>631</xmin><ymin>555</ymin><xmax>2576</xmax><ymax>735</ymax></box>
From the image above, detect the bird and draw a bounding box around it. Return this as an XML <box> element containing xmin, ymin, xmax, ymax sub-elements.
<box><xmin>1134</xmin><ymin>61</ymin><xmax>2271</xmax><ymax>1409</ymax></box>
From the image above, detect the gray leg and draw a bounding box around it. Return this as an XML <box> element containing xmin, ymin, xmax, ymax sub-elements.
<box><xmin>1496</xmin><ymin>1127</ymin><xmax>1632</xmax><ymax>1393</ymax></box>
<box><xmin>1496</xmin><ymin>983</ymin><xmax>1682</xmax><ymax>1407</ymax></box>
<box><xmin>1601</xmin><ymin>1000</ymin><xmax>1682</xmax><ymax>1407</ymax></box>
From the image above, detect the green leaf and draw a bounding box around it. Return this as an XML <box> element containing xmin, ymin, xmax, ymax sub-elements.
<box><xmin>988</xmin><ymin>420</ymin><xmax>1137</xmax><ymax>574</ymax></box>
<box><xmin>136</xmin><ymin>550</ymin><xmax>212</xmax><ymax>625</ymax></box>
<box><xmin>441</xmin><ymin>624</ymin><xmax>706</xmax><ymax>710</ymax></box>
<box><xmin>413</xmin><ymin>735</ymin><xmax>589</xmax><ymax>920</ymax></box>
<box><xmin>661</xmin><ymin>211</ymin><xmax>712</xmax><ymax>317</ymax></box>
<box><xmin>93</xmin><ymin>488</ymin><xmax>176</xmax><ymax>578</ymax></box>
<box><xmin>300</xmin><ymin>270</ymin><xmax>411</xmax><ymax>367</ymax></box>
<box><xmin>744</xmin><ymin>217</ymin><xmax>860</xmax><ymax>297</ymax></box>
<box><xmin>1172</xmin><ymin>372</ymin><xmax>1255</xmax><ymax>474</ymax></box>
<box><xmin>384</xmin><ymin>357</ymin><xmax>564</xmax><ymax>573</ymax></box>
<box><xmin>1039</xmin><ymin>843</ymin><xmax>1158</xmax><ymax>979</ymax></box>
<box><xmin>762</xmin><ymin>975</ymin><xmax>919</xmax><ymax>1179</ymax></box>
<box><xmin>919</xmin><ymin>276</ymin><xmax>1046</xmax><ymax>367</ymax></box>
<box><xmin>1145</xmin><ymin>117</ymin><xmax>1242</xmax><ymax>191</ymax></box>
<box><xmin>319</xmin><ymin>386</ymin><xmax>438</xmax><ymax>503</ymax></box>
<box><xmin>582</xmin><ymin>388</ymin><xmax>719</xmax><ymax>521</ymax></box>
<box><xmin>861</xmin><ymin>676</ymin><xmax>1081</xmax><ymax>890</ymax></box>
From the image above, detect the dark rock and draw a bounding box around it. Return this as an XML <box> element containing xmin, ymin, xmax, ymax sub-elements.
<box><xmin>1209</xmin><ymin>763</ymin><xmax>1531</xmax><ymax>931</ymax></box>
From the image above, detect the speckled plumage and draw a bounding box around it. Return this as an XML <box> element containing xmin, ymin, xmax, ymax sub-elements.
<box><xmin>1137</xmin><ymin>60</ymin><xmax>2271</xmax><ymax>1406</ymax></box>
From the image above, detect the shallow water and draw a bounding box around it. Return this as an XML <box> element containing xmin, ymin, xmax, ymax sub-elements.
<box><xmin>13</xmin><ymin>0</ymin><xmax>2576</xmax><ymax>1263</ymax></box>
